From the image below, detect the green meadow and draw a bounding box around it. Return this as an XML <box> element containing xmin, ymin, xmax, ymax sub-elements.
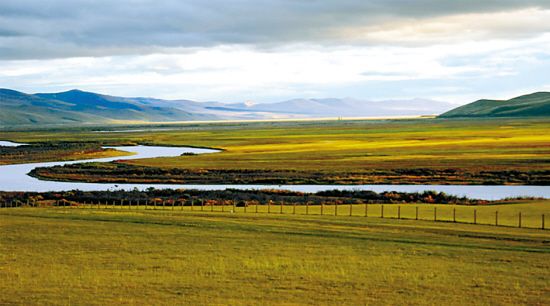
<box><xmin>1</xmin><ymin>205</ymin><xmax>549</xmax><ymax>305</ymax></box>
<box><xmin>3</xmin><ymin>118</ymin><xmax>550</xmax><ymax>184</ymax></box>
<box><xmin>1</xmin><ymin>118</ymin><xmax>550</xmax><ymax>305</ymax></box>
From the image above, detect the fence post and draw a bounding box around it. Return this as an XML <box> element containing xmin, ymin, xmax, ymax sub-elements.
<box><xmin>453</xmin><ymin>208</ymin><xmax>456</xmax><ymax>223</ymax></box>
<box><xmin>474</xmin><ymin>209</ymin><xmax>477</xmax><ymax>224</ymax></box>
<box><xmin>233</xmin><ymin>200</ymin><xmax>236</xmax><ymax>212</ymax></box>
<box><xmin>349</xmin><ymin>203</ymin><xmax>353</xmax><ymax>217</ymax></box>
<box><xmin>518</xmin><ymin>212</ymin><xmax>522</xmax><ymax>228</ymax></box>
<box><xmin>162</xmin><ymin>200</ymin><xmax>166</xmax><ymax>210</ymax></box>
<box><xmin>495</xmin><ymin>211</ymin><xmax>498</xmax><ymax>226</ymax></box>
<box><xmin>381</xmin><ymin>205</ymin><xmax>384</xmax><ymax>218</ymax></box>
<box><xmin>398</xmin><ymin>206</ymin><xmax>401</xmax><ymax>219</ymax></box>
<box><xmin>321</xmin><ymin>203</ymin><xmax>324</xmax><ymax>215</ymax></box>
<box><xmin>244</xmin><ymin>202</ymin><xmax>247</xmax><ymax>213</ymax></box>
<box><xmin>364</xmin><ymin>203</ymin><xmax>368</xmax><ymax>217</ymax></box>
<box><xmin>172</xmin><ymin>200</ymin><xmax>175</xmax><ymax>211</ymax></box>
<box><xmin>201</xmin><ymin>199</ymin><xmax>204</xmax><ymax>211</ymax></box>
<box><xmin>191</xmin><ymin>199</ymin><xmax>194</xmax><ymax>211</ymax></box>
<box><xmin>292</xmin><ymin>202</ymin><xmax>296</xmax><ymax>214</ymax></box>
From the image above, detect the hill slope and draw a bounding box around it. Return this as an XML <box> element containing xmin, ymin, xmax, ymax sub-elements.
<box><xmin>440</xmin><ymin>92</ymin><xmax>550</xmax><ymax>118</ymax></box>
<box><xmin>0</xmin><ymin>89</ymin><xmax>104</xmax><ymax>125</ymax></box>
<box><xmin>0</xmin><ymin>89</ymin><xmax>216</xmax><ymax>127</ymax></box>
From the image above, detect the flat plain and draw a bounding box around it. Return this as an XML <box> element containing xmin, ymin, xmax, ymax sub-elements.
<box><xmin>3</xmin><ymin>118</ymin><xmax>550</xmax><ymax>184</ymax></box>
<box><xmin>1</xmin><ymin>206</ymin><xmax>549</xmax><ymax>305</ymax></box>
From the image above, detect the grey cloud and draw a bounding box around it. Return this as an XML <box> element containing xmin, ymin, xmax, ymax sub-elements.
<box><xmin>1</xmin><ymin>0</ymin><xmax>549</xmax><ymax>59</ymax></box>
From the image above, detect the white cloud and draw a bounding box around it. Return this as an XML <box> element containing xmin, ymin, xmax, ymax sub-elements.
<box><xmin>1</xmin><ymin>25</ymin><xmax>549</xmax><ymax>103</ymax></box>
<box><xmin>343</xmin><ymin>8</ymin><xmax>550</xmax><ymax>45</ymax></box>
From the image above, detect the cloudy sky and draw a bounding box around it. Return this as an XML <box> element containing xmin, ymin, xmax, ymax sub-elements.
<box><xmin>1</xmin><ymin>0</ymin><xmax>550</xmax><ymax>104</ymax></box>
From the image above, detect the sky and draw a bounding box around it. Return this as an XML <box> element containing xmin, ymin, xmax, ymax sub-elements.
<box><xmin>1</xmin><ymin>0</ymin><xmax>550</xmax><ymax>104</ymax></box>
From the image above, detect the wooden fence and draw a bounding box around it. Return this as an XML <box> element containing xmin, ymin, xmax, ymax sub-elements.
<box><xmin>1</xmin><ymin>199</ymin><xmax>547</xmax><ymax>230</ymax></box>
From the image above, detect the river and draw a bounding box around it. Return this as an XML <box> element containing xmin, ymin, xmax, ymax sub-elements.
<box><xmin>0</xmin><ymin>141</ymin><xmax>549</xmax><ymax>200</ymax></box>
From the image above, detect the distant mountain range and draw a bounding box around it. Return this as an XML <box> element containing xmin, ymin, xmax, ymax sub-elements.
<box><xmin>3</xmin><ymin>88</ymin><xmax>547</xmax><ymax>127</ymax></box>
<box><xmin>440</xmin><ymin>92</ymin><xmax>550</xmax><ymax>118</ymax></box>
<box><xmin>0</xmin><ymin>88</ymin><xmax>455</xmax><ymax>127</ymax></box>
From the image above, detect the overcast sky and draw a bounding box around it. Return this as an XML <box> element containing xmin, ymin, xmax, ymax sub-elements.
<box><xmin>1</xmin><ymin>0</ymin><xmax>550</xmax><ymax>103</ymax></box>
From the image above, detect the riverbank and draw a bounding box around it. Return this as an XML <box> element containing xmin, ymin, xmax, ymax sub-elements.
<box><xmin>0</xmin><ymin>141</ymin><xmax>133</xmax><ymax>165</ymax></box>
<box><xmin>29</xmin><ymin>162</ymin><xmax>550</xmax><ymax>185</ymax></box>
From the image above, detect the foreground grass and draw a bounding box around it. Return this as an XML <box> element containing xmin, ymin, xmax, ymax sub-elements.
<box><xmin>1</xmin><ymin>208</ymin><xmax>549</xmax><ymax>305</ymax></box>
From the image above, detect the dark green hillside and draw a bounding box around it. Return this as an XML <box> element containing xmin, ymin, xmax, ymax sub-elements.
<box><xmin>440</xmin><ymin>92</ymin><xmax>550</xmax><ymax>118</ymax></box>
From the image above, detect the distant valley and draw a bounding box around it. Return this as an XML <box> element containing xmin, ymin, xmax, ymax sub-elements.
<box><xmin>2</xmin><ymin>88</ymin><xmax>549</xmax><ymax>127</ymax></box>
<box><xmin>0</xmin><ymin>88</ymin><xmax>453</xmax><ymax>127</ymax></box>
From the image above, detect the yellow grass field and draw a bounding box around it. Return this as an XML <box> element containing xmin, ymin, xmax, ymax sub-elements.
<box><xmin>1</xmin><ymin>206</ymin><xmax>549</xmax><ymax>305</ymax></box>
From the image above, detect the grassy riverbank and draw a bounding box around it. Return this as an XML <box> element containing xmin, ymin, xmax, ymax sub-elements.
<box><xmin>2</xmin><ymin>118</ymin><xmax>550</xmax><ymax>185</ymax></box>
<box><xmin>0</xmin><ymin>142</ymin><xmax>132</xmax><ymax>165</ymax></box>
<box><xmin>1</xmin><ymin>207</ymin><xmax>549</xmax><ymax>305</ymax></box>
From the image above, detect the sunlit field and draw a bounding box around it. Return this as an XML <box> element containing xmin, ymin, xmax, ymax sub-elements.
<box><xmin>3</xmin><ymin>118</ymin><xmax>550</xmax><ymax>185</ymax></box>
<box><xmin>1</xmin><ymin>206</ymin><xmax>548</xmax><ymax>305</ymax></box>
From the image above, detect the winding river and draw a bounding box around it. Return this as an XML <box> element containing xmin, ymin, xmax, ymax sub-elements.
<box><xmin>1</xmin><ymin>141</ymin><xmax>549</xmax><ymax>200</ymax></box>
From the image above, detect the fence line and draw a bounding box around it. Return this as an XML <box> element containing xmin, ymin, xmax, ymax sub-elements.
<box><xmin>1</xmin><ymin>200</ymin><xmax>547</xmax><ymax>230</ymax></box>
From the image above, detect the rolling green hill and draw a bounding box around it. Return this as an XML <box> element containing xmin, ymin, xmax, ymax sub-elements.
<box><xmin>0</xmin><ymin>89</ymin><xmax>104</xmax><ymax>126</ymax></box>
<box><xmin>0</xmin><ymin>89</ymin><xmax>216</xmax><ymax>127</ymax></box>
<box><xmin>440</xmin><ymin>92</ymin><xmax>550</xmax><ymax>118</ymax></box>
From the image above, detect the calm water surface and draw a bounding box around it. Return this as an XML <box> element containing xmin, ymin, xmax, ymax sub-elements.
<box><xmin>0</xmin><ymin>141</ymin><xmax>548</xmax><ymax>200</ymax></box>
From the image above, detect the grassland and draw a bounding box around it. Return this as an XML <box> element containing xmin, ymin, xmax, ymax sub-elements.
<box><xmin>3</xmin><ymin>118</ymin><xmax>550</xmax><ymax>185</ymax></box>
<box><xmin>1</xmin><ymin>205</ymin><xmax>549</xmax><ymax>305</ymax></box>
<box><xmin>0</xmin><ymin>142</ymin><xmax>132</xmax><ymax>165</ymax></box>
